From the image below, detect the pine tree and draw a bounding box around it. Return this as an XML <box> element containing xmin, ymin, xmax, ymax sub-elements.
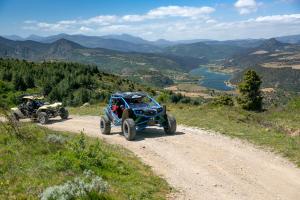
<box><xmin>13</xmin><ymin>73</ymin><xmax>27</xmax><ymax>91</ymax></box>
<box><xmin>237</xmin><ymin>70</ymin><xmax>263</xmax><ymax>111</ymax></box>
<box><xmin>24</xmin><ymin>74</ymin><xmax>35</xmax><ymax>88</ymax></box>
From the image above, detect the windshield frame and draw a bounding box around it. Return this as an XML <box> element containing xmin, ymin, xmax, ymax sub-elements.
<box><xmin>124</xmin><ymin>95</ymin><xmax>160</xmax><ymax>109</ymax></box>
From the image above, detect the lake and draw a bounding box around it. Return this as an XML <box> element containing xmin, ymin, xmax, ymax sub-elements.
<box><xmin>189</xmin><ymin>67</ymin><xmax>234</xmax><ymax>91</ymax></box>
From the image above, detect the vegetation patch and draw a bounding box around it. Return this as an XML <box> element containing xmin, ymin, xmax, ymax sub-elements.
<box><xmin>0</xmin><ymin>58</ymin><xmax>154</xmax><ymax>107</ymax></box>
<box><xmin>40</xmin><ymin>170</ymin><xmax>109</xmax><ymax>200</ymax></box>
<box><xmin>168</xmin><ymin>100</ymin><xmax>300</xmax><ymax>167</ymax></box>
<box><xmin>0</xmin><ymin>122</ymin><xmax>170</xmax><ymax>199</ymax></box>
<box><xmin>68</xmin><ymin>103</ymin><xmax>105</xmax><ymax>116</ymax></box>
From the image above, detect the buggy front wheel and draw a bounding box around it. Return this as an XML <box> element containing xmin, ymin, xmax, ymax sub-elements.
<box><xmin>38</xmin><ymin>112</ymin><xmax>49</xmax><ymax>124</ymax></box>
<box><xmin>164</xmin><ymin>114</ymin><xmax>176</xmax><ymax>135</ymax></box>
<box><xmin>122</xmin><ymin>118</ymin><xmax>136</xmax><ymax>141</ymax></box>
<box><xmin>100</xmin><ymin>116</ymin><xmax>111</xmax><ymax>135</ymax></box>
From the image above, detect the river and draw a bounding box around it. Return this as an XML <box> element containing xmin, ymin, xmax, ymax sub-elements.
<box><xmin>189</xmin><ymin>66</ymin><xmax>234</xmax><ymax>91</ymax></box>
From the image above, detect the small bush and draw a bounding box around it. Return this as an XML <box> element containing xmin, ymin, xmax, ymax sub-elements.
<box><xmin>192</xmin><ymin>100</ymin><xmax>200</xmax><ymax>105</ymax></box>
<box><xmin>0</xmin><ymin>107</ymin><xmax>26</xmax><ymax>140</ymax></box>
<box><xmin>40</xmin><ymin>170</ymin><xmax>109</xmax><ymax>200</ymax></box>
<box><xmin>213</xmin><ymin>95</ymin><xmax>234</xmax><ymax>106</ymax></box>
<box><xmin>180</xmin><ymin>97</ymin><xmax>191</xmax><ymax>104</ymax></box>
<box><xmin>170</xmin><ymin>93</ymin><xmax>183</xmax><ymax>103</ymax></box>
<box><xmin>46</xmin><ymin>134</ymin><xmax>66</xmax><ymax>145</ymax></box>
<box><xmin>157</xmin><ymin>93</ymin><xmax>169</xmax><ymax>103</ymax></box>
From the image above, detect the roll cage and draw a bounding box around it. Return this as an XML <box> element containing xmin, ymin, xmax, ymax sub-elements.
<box><xmin>104</xmin><ymin>92</ymin><xmax>163</xmax><ymax>127</ymax></box>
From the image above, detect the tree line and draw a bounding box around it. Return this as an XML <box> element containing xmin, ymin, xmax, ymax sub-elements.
<box><xmin>0</xmin><ymin>58</ymin><xmax>154</xmax><ymax>107</ymax></box>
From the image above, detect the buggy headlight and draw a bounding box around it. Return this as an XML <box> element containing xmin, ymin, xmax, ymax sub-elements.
<box><xmin>135</xmin><ymin>110</ymin><xmax>144</xmax><ymax>115</ymax></box>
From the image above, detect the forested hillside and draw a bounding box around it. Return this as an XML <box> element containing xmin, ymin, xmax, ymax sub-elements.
<box><xmin>164</xmin><ymin>42</ymin><xmax>244</xmax><ymax>61</ymax></box>
<box><xmin>0</xmin><ymin>36</ymin><xmax>207</xmax><ymax>87</ymax></box>
<box><xmin>225</xmin><ymin>39</ymin><xmax>300</xmax><ymax>91</ymax></box>
<box><xmin>224</xmin><ymin>38</ymin><xmax>300</xmax><ymax>68</ymax></box>
<box><xmin>0</xmin><ymin>59</ymin><xmax>154</xmax><ymax>106</ymax></box>
<box><xmin>231</xmin><ymin>65</ymin><xmax>300</xmax><ymax>92</ymax></box>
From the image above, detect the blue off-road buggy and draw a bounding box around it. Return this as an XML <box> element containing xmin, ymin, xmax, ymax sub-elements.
<box><xmin>100</xmin><ymin>92</ymin><xmax>176</xmax><ymax>140</ymax></box>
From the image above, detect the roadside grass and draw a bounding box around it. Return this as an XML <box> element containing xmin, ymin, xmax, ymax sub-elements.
<box><xmin>168</xmin><ymin>101</ymin><xmax>300</xmax><ymax>167</ymax></box>
<box><xmin>264</xmin><ymin>98</ymin><xmax>300</xmax><ymax>130</ymax></box>
<box><xmin>68</xmin><ymin>103</ymin><xmax>104</xmax><ymax>116</ymax></box>
<box><xmin>0</xmin><ymin>123</ymin><xmax>170</xmax><ymax>199</ymax></box>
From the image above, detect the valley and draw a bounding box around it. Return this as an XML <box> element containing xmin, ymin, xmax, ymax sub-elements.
<box><xmin>1</xmin><ymin>33</ymin><xmax>300</xmax><ymax>200</ymax></box>
<box><xmin>2</xmin><ymin>33</ymin><xmax>300</xmax><ymax>93</ymax></box>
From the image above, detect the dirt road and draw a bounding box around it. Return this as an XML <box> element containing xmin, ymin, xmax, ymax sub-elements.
<box><xmin>44</xmin><ymin>116</ymin><xmax>300</xmax><ymax>200</ymax></box>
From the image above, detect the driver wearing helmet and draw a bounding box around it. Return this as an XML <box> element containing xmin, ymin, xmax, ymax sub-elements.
<box><xmin>112</xmin><ymin>99</ymin><xmax>124</xmax><ymax>118</ymax></box>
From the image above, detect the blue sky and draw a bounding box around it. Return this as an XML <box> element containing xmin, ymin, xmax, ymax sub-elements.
<box><xmin>0</xmin><ymin>0</ymin><xmax>299</xmax><ymax>40</ymax></box>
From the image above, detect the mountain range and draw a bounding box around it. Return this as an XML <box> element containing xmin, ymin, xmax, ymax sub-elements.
<box><xmin>224</xmin><ymin>38</ymin><xmax>300</xmax><ymax>68</ymax></box>
<box><xmin>0</xmin><ymin>36</ymin><xmax>207</xmax><ymax>87</ymax></box>
<box><xmin>1</xmin><ymin>33</ymin><xmax>300</xmax><ymax>91</ymax></box>
<box><xmin>3</xmin><ymin>33</ymin><xmax>300</xmax><ymax>62</ymax></box>
<box><xmin>4</xmin><ymin>33</ymin><xmax>300</xmax><ymax>47</ymax></box>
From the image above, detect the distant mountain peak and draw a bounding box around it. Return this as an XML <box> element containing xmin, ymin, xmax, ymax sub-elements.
<box><xmin>101</xmin><ymin>33</ymin><xmax>149</xmax><ymax>44</ymax></box>
<box><xmin>51</xmin><ymin>38</ymin><xmax>83</xmax><ymax>49</ymax></box>
<box><xmin>265</xmin><ymin>38</ymin><xmax>281</xmax><ymax>44</ymax></box>
<box><xmin>257</xmin><ymin>38</ymin><xmax>285</xmax><ymax>51</ymax></box>
<box><xmin>26</xmin><ymin>34</ymin><xmax>45</xmax><ymax>41</ymax></box>
<box><xmin>3</xmin><ymin>35</ymin><xmax>24</xmax><ymax>41</ymax></box>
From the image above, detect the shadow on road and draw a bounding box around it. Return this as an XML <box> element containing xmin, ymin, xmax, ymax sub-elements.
<box><xmin>44</xmin><ymin>117</ymin><xmax>72</xmax><ymax>124</ymax></box>
<box><xmin>134</xmin><ymin>128</ymin><xmax>185</xmax><ymax>141</ymax></box>
<box><xmin>106</xmin><ymin>127</ymin><xmax>185</xmax><ymax>141</ymax></box>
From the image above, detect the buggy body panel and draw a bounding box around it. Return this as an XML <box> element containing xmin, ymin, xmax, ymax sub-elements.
<box><xmin>104</xmin><ymin>92</ymin><xmax>168</xmax><ymax>130</ymax></box>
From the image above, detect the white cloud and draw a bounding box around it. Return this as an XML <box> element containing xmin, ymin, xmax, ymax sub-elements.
<box><xmin>253</xmin><ymin>13</ymin><xmax>300</xmax><ymax>22</ymax></box>
<box><xmin>82</xmin><ymin>15</ymin><xmax>118</xmax><ymax>25</ymax></box>
<box><xmin>79</xmin><ymin>26</ymin><xmax>92</xmax><ymax>32</ymax></box>
<box><xmin>58</xmin><ymin>20</ymin><xmax>77</xmax><ymax>25</ymax></box>
<box><xmin>206</xmin><ymin>19</ymin><xmax>217</xmax><ymax>24</ymax></box>
<box><xmin>22</xmin><ymin>5</ymin><xmax>215</xmax><ymax>34</ymax></box>
<box><xmin>122</xmin><ymin>15</ymin><xmax>145</xmax><ymax>22</ymax></box>
<box><xmin>122</xmin><ymin>5</ymin><xmax>215</xmax><ymax>22</ymax></box>
<box><xmin>147</xmin><ymin>6</ymin><xmax>215</xmax><ymax>18</ymax></box>
<box><xmin>22</xmin><ymin>5</ymin><xmax>300</xmax><ymax>40</ymax></box>
<box><xmin>234</xmin><ymin>0</ymin><xmax>258</xmax><ymax>15</ymax></box>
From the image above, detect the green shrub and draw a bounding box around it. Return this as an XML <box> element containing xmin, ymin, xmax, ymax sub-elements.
<box><xmin>46</xmin><ymin>134</ymin><xmax>66</xmax><ymax>145</ymax></box>
<box><xmin>180</xmin><ymin>97</ymin><xmax>191</xmax><ymax>104</ymax></box>
<box><xmin>157</xmin><ymin>92</ymin><xmax>170</xmax><ymax>103</ymax></box>
<box><xmin>40</xmin><ymin>170</ymin><xmax>109</xmax><ymax>200</ymax></box>
<box><xmin>287</xmin><ymin>97</ymin><xmax>300</xmax><ymax>110</ymax></box>
<box><xmin>213</xmin><ymin>95</ymin><xmax>234</xmax><ymax>106</ymax></box>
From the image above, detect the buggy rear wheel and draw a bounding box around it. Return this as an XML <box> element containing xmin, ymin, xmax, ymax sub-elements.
<box><xmin>38</xmin><ymin>112</ymin><xmax>49</xmax><ymax>124</ymax></box>
<box><xmin>100</xmin><ymin>116</ymin><xmax>111</xmax><ymax>135</ymax></box>
<box><xmin>122</xmin><ymin>118</ymin><xmax>136</xmax><ymax>141</ymax></box>
<box><xmin>10</xmin><ymin>113</ymin><xmax>19</xmax><ymax>122</ymax></box>
<box><xmin>164</xmin><ymin>114</ymin><xmax>176</xmax><ymax>135</ymax></box>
